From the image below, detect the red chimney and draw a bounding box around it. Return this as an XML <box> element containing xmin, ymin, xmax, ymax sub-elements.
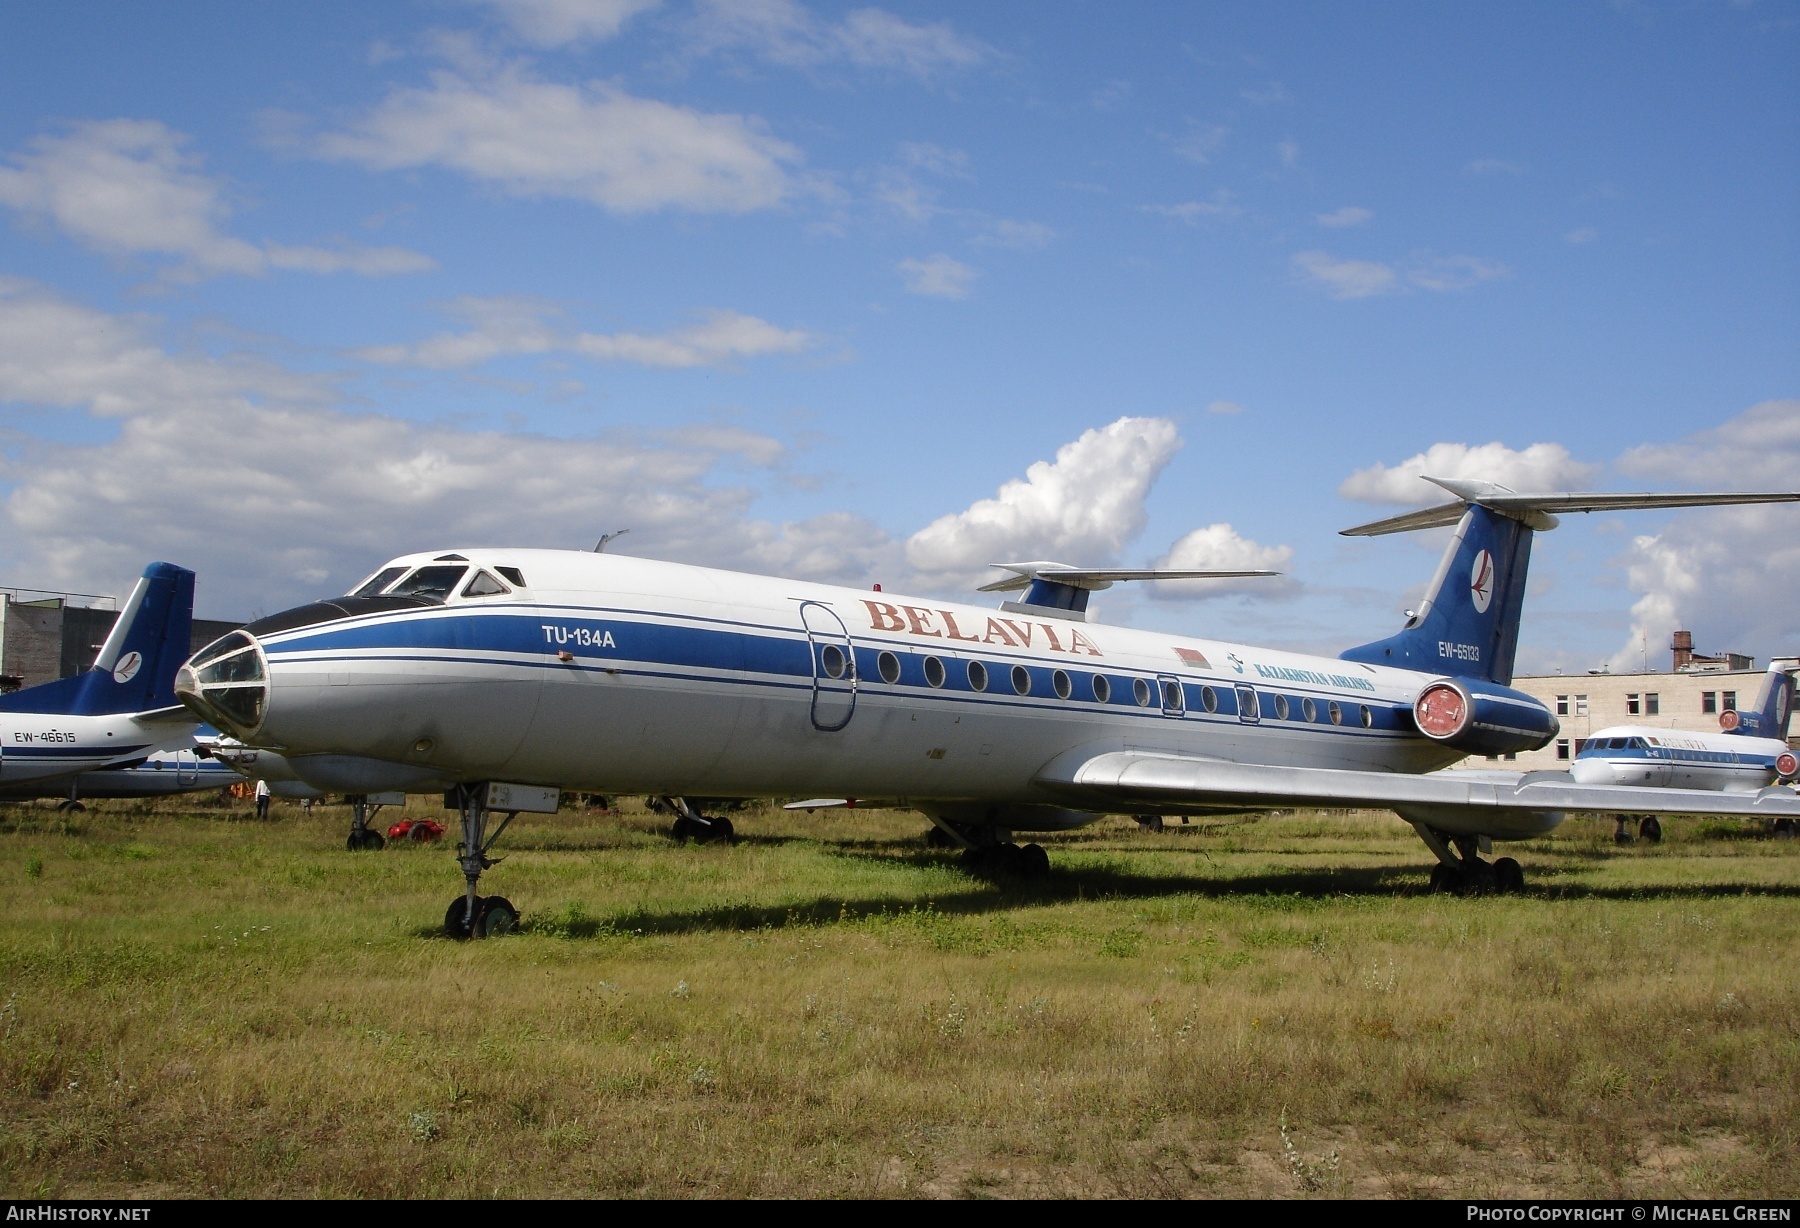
<box><xmin>1671</xmin><ymin>630</ymin><xmax>1693</xmax><ymax>671</ymax></box>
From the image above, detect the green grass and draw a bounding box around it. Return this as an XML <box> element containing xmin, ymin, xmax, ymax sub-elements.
<box><xmin>2</xmin><ymin>796</ymin><xmax>1796</xmax><ymax>1198</ymax></box>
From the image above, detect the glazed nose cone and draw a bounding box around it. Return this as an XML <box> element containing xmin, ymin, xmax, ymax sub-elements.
<box><xmin>175</xmin><ymin>630</ymin><xmax>267</xmax><ymax>739</ymax></box>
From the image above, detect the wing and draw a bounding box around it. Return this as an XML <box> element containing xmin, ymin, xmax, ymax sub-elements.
<box><xmin>1038</xmin><ymin>751</ymin><xmax>1800</xmax><ymax>828</ymax></box>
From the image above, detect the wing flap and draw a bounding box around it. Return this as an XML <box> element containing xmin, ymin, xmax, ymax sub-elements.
<box><xmin>1041</xmin><ymin>751</ymin><xmax>1800</xmax><ymax>819</ymax></box>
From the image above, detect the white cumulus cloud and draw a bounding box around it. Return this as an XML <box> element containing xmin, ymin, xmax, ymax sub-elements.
<box><xmin>1603</xmin><ymin>400</ymin><xmax>1800</xmax><ymax>672</ymax></box>
<box><xmin>1292</xmin><ymin>249</ymin><xmax>1509</xmax><ymax>300</ymax></box>
<box><xmin>357</xmin><ymin>297</ymin><xmax>816</xmax><ymax>370</ymax></box>
<box><xmin>689</xmin><ymin>0</ymin><xmax>986</xmax><ymax>76</ymax></box>
<box><xmin>897</xmin><ymin>253</ymin><xmax>975</xmax><ymax>299</ymax></box>
<box><xmin>1316</xmin><ymin>206</ymin><xmax>1372</xmax><ymax>228</ymax></box>
<box><xmin>312</xmin><ymin>66</ymin><xmax>801</xmax><ymax>214</ymax></box>
<box><xmin>1143</xmin><ymin>191</ymin><xmax>1241</xmax><ymax>224</ymax></box>
<box><xmin>468</xmin><ymin>0</ymin><xmax>659</xmax><ymax>46</ymax></box>
<box><xmin>1291</xmin><ymin>250</ymin><xmax>1395</xmax><ymax>299</ymax></box>
<box><xmin>1151</xmin><ymin>523</ymin><xmax>1297</xmax><ymax>601</ymax></box>
<box><xmin>905</xmin><ymin>417</ymin><xmax>1182</xmax><ymax>587</ymax></box>
<box><xmin>1339</xmin><ymin>442</ymin><xmax>1596</xmax><ymax>506</ymax></box>
<box><xmin>0</xmin><ymin>120</ymin><xmax>433</xmax><ymax>281</ymax></box>
<box><xmin>0</xmin><ymin>280</ymin><xmax>868</xmax><ymax>613</ymax></box>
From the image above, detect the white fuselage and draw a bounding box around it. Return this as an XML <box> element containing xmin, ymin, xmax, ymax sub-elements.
<box><xmin>210</xmin><ymin>549</ymin><xmax>1485</xmax><ymax>820</ymax></box>
<box><xmin>0</xmin><ymin>711</ymin><xmax>192</xmax><ymax>786</ymax></box>
<box><xmin>1569</xmin><ymin>725</ymin><xmax>1790</xmax><ymax>792</ymax></box>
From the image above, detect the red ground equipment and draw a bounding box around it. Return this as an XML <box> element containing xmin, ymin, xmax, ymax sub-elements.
<box><xmin>386</xmin><ymin>818</ymin><xmax>445</xmax><ymax>844</ymax></box>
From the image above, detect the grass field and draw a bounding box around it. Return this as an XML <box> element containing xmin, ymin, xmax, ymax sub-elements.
<box><xmin>2</xmin><ymin>794</ymin><xmax>1797</xmax><ymax>1199</ymax></box>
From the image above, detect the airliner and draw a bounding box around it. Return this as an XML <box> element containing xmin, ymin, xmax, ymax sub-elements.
<box><xmin>0</xmin><ymin>743</ymin><xmax>242</xmax><ymax>808</ymax></box>
<box><xmin>0</xmin><ymin>562</ymin><xmax>200</xmax><ymax>792</ymax></box>
<box><xmin>1569</xmin><ymin>663</ymin><xmax>1798</xmax><ymax>839</ymax></box>
<box><xmin>173</xmin><ymin>480</ymin><xmax>1800</xmax><ymax>937</ymax></box>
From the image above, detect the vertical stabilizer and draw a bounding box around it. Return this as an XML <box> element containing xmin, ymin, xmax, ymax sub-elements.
<box><xmin>1339</xmin><ymin>505</ymin><xmax>1533</xmax><ymax>685</ymax></box>
<box><xmin>0</xmin><ymin>563</ymin><xmax>195</xmax><ymax>716</ymax></box>
<box><xmin>1727</xmin><ymin>663</ymin><xmax>1795</xmax><ymax>740</ymax></box>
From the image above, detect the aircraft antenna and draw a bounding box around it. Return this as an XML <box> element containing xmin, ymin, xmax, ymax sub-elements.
<box><xmin>593</xmin><ymin>529</ymin><xmax>630</xmax><ymax>553</ymax></box>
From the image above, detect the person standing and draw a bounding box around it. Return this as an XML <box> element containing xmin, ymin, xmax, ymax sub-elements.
<box><xmin>254</xmin><ymin>777</ymin><xmax>271</xmax><ymax>821</ymax></box>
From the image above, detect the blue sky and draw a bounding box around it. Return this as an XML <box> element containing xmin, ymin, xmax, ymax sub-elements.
<box><xmin>0</xmin><ymin>0</ymin><xmax>1794</xmax><ymax>673</ymax></box>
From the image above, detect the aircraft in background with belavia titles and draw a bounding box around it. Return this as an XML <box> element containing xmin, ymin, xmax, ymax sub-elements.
<box><xmin>174</xmin><ymin>478</ymin><xmax>1800</xmax><ymax>938</ymax></box>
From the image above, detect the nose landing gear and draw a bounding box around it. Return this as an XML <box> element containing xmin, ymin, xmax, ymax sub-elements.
<box><xmin>440</xmin><ymin>782</ymin><xmax>559</xmax><ymax>938</ymax></box>
<box><xmin>345</xmin><ymin>795</ymin><xmax>388</xmax><ymax>851</ymax></box>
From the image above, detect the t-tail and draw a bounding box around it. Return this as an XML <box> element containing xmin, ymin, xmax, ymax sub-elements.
<box><xmin>1725</xmin><ymin>663</ymin><xmax>1796</xmax><ymax>740</ymax></box>
<box><xmin>0</xmin><ymin>562</ymin><xmax>195</xmax><ymax>716</ymax></box>
<box><xmin>1337</xmin><ymin>478</ymin><xmax>1800</xmax><ymax>688</ymax></box>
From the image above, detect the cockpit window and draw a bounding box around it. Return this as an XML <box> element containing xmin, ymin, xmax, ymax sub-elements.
<box><xmin>462</xmin><ymin>570</ymin><xmax>511</xmax><ymax>598</ymax></box>
<box><xmin>496</xmin><ymin>566</ymin><xmax>526</xmax><ymax>587</ymax></box>
<box><xmin>384</xmin><ymin>566</ymin><xmax>468</xmax><ymax>603</ymax></box>
<box><xmin>350</xmin><ymin>566</ymin><xmax>408</xmax><ymax>598</ymax></box>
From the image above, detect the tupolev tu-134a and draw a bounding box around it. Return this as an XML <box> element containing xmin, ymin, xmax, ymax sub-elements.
<box><xmin>174</xmin><ymin>478</ymin><xmax>1800</xmax><ymax>937</ymax></box>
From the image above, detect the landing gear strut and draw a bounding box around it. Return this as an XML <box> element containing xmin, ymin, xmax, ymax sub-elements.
<box><xmin>652</xmin><ymin>796</ymin><xmax>734</xmax><ymax>844</ymax></box>
<box><xmin>1412</xmin><ymin>823</ymin><xmax>1524</xmax><ymax>895</ymax></box>
<box><xmin>346</xmin><ymin>795</ymin><xmax>387</xmax><ymax>851</ymax></box>
<box><xmin>444</xmin><ymin>784</ymin><xmax>520</xmax><ymax>939</ymax></box>
<box><xmin>55</xmin><ymin>783</ymin><xmax>85</xmax><ymax>814</ymax></box>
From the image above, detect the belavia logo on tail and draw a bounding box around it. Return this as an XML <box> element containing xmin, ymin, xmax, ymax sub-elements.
<box><xmin>1469</xmin><ymin>550</ymin><xmax>1494</xmax><ymax>614</ymax></box>
<box><xmin>112</xmin><ymin>650</ymin><xmax>142</xmax><ymax>684</ymax></box>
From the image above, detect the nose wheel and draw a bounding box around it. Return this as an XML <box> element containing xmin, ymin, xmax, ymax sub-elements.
<box><xmin>445</xmin><ymin>785</ymin><xmax>522</xmax><ymax>939</ymax></box>
<box><xmin>346</xmin><ymin>796</ymin><xmax>387</xmax><ymax>851</ymax></box>
<box><xmin>444</xmin><ymin>894</ymin><xmax>518</xmax><ymax>939</ymax></box>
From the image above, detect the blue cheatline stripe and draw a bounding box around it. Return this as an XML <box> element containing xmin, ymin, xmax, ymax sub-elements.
<box><xmin>258</xmin><ymin>600</ymin><xmax>1448</xmax><ymax>746</ymax></box>
<box><xmin>268</xmin><ymin>640</ymin><xmax>1417</xmax><ymax>746</ymax></box>
<box><xmin>3</xmin><ymin>743</ymin><xmax>155</xmax><ymax>759</ymax></box>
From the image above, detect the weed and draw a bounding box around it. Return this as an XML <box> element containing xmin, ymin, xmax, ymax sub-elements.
<box><xmin>1278</xmin><ymin>1108</ymin><xmax>1341</xmax><ymax>1193</ymax></box>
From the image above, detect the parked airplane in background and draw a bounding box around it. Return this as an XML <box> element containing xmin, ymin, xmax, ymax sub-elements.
<box><xmin>0</xmin><ymin>562</ymin><xmax>199</xmax><ymax>797</ymax></box>
<box><xmin>174</xmin><ymin>481</ymin><xmax>1800</xmax><ymax>937</ymax></box>
<box><xmin>0</xmin><ymin>743</ymin><xmax>242</xmax><ymax>808</ymax></box>
<box><xmin>1571</xmin><ymin>662</ymin><xmax>1799</xmax><ymax>839</ymax></box>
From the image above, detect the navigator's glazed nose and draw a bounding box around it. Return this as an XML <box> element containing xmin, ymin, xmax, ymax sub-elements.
<box><xmin>175</xmin><ymin>630</ymin><xmax>267</xmax><ymax>739</ymax></box>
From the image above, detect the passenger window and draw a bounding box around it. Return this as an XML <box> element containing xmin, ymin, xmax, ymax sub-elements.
<box><xmin>351</xmin><ymin>566</ymin><xmax>408</xmax><ymax>598</ymax></box>
<box><xmin>461</xmin><ymin>571</ymin><xmax>511</xmax><ymax>598</ymax></box>
<box><xmin>385</xmin><ymin>566</ymin><xmax>469</xmax><ymax>603</ymax></box>
<box><xmin>496</xmin><ymin>567</ymin><xmax>526</xmax><ymax>587</ymax></box>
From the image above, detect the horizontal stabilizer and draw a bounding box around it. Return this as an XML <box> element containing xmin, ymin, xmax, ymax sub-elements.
<box><xmin>1343</xmin><ymin>478</ymin><xmax>1800</xmax><ymax>537</ymax></box>
<box><xmin>978</xmin><ymin>561</ymin><xmax>1280</xmax><ymax>593</ymax></box>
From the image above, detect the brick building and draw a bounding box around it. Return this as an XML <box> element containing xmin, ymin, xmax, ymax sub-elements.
<box><xmin>0</xmin><ymin>588</ymin><xmax>239</xmax><ymax>692</ymax></box>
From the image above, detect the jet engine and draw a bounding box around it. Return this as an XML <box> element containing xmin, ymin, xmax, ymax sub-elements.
<box><xmin>1410</xmin><ymin>677</ymin><xmax>1559</xmax><ymax>757</ymax></box>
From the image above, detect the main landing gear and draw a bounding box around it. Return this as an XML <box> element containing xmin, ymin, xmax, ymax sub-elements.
<box><xmin>55</xmin><ymin>783</ymin><xmax>85</xmax><ymax>814</ymax></box>
<box><xmin>651</xmin><ymin>796</ymin><xmax>734</xmax><ymax>844</ymax></box>
<box><xmin>1411</xmin><ymin>823</ymin><xmax>1526</xmax><ymax>896</ymax></box>
<box><xmin>443</xmin><ymin>784</ymin><xmax>521</xmax><ymax>939</ymax></box>
<box><xmin>346</xmin><ymin>795</ymin><xmax>388</xmax><ymax>851</ymax></box>
<box><xmin>1612</xmin><ymin>814</ymin><xmax>1662</xmax><ymax>845</ymax></box>
<box><xmin>926</xmin><ymin>818</ymin><xmax>1051</xmax><ymax>881</ymax></box>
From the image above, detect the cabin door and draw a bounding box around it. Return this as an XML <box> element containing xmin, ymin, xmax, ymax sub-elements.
<box><xmin>799</xmin><ymin>601</ymin><xmax>857</xmax><ymax>732</ymax></box>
